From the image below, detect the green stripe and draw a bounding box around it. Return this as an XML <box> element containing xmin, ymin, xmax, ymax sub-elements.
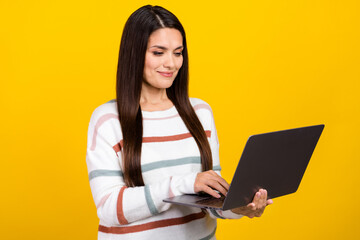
<box><xmin>89</xmin><ymin>157</ymin><xmax>221</xmax><ymax>181</ymax></box>
<box><xmin>106</xmin><ymin>99</ymin><xmax>116</xmax><ymax>103</ymax></box>
<box><xmin>88</xmin><ymin>170</ymin><xmax>123</xmax><ymax>181</ymax></box>
<box><xmin>213</xmin><ymin>165</ymin><xmax>221</xmax><ymax>171</ymax></box>
<box><xmin>144</xmin><ymin>185</ymin><xmax>159</xmax><ymax>215</ymax></box>
<box><xmin>141</xmin><ymin>156</ymin><xmax>201</xmax><ymax>172</ymax></box>
<box><xmin>210</xmin><ymin>209</ymin><xmax>225</xmax><ymax>219</ymax></box>
<box><xmin>199</xmin><ymin>225</ymin><xmax>217</xmax><ymax>240</ymax></box>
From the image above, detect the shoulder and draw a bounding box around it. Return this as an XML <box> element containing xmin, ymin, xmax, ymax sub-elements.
<box><xmin>189</xmin><ymin>98</ymin><xmax>215</xmax><ymax>126</ymax></box>
<box><xmin>87</xmin><ymin>100</ymin><xmax>122</xmax><ymax>150</ymax></box>
<box><xmin>90</xmin><ymin>99</ymin><xmax>118</xmax><ymax>121</ymax></box>
<box><xmin>189</xmin><ymin>98</ymin><xmax>214</xmax><ymax>115</ymax></box>
<box><xmin>88</xmin><ymin>99</ymin><xmax>120</xmax><ymax>136</ymax></box>
<box><xmin>189</xmin><ymin>97</ymin><xmax>210</xmax><ymax>107</ymax></box>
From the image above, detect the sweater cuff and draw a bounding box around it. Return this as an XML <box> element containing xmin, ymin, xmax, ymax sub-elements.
<box><xmin>170</xmin><ymin>172</ymin><xmax>197</xmax><ymax>196</ymax></box>
<box><xmin>220</xmin><ymin>209</ymin><xmax>244</xmax><ymax>219</ymax></box>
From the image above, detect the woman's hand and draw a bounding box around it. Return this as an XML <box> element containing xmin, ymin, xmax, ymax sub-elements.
<box><xmin>194</xmin><ymin>170</ymin><xmax>229</xmax><ymax>198</ymax></box>
<box><xmin>231</xmin><ymin>189</ymin><xmax>273</xmax><ymax>218</ymax></box>
<box><xmin>194</xmin><ymin>171</ymin><xmax>272</xmax><ymax>218</ymax></box>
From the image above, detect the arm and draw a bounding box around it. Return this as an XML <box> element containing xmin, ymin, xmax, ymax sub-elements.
<box><xmin>194</xmin><ymin>102</ymin><xmax>272</xmax><ymax>219</ymax></box>
<box><xmin>193</xmin><ymin>102</ymin><xmax>243</xmax><ymax>219</ymax></box>
<box><xmin>86</xmin><ymin>108</ymin><xmax>197</xmax><ymax>226</ymax></box>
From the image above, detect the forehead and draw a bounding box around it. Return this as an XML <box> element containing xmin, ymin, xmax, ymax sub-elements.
<box><xmin>147</xmin><ymin>28</ymin><xmax>183</xmax><ymax>48</ymax></box>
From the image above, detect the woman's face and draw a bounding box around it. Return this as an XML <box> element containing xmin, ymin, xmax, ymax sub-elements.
<box><xmin>143</xmin><ymin>28</ymin><xmax>183</xmax><ymax>90</ymax></box>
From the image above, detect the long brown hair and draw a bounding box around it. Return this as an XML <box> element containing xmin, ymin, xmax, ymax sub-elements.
<box><xmin>116</xmin><ymin>5</ymin><xmax>212</xmax><ymax>187</ymax></box>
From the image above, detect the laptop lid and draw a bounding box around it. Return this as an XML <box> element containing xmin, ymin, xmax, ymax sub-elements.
<box><xmin>163</xmin><ymin>124</ymin><xmax>324</xmax><ymax>211</ymax></box>
<box><xmin>222</xmin><ymin>124</ymin><xmax>324</xmax><ymax>210</ymax></box>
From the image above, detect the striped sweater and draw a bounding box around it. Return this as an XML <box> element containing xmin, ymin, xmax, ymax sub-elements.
<box><xmin>86</xmin><ymin>98</ymin><xmax>242</xmax><ymax>240</ymax></box>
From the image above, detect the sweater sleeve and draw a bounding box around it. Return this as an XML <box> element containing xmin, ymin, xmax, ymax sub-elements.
<box><xmin>204</xmin><ymin>103</ymin><xmax>243</xmax><ymax>220</ymax></box>
<box><xmin>86</xmin><ymin>106</ymin><xmax>198</xmax><ymax>226</ymax></box>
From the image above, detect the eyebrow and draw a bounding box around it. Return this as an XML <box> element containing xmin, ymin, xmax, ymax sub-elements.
<box><xmin>149</xmin><ymin>45</ymin><xmax>183</xmax><ymax>50</ymax></box>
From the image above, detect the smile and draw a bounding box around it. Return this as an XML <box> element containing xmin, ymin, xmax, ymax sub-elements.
<box><xmin>158</xmin><ymin>71</ymin><xmax>174</xmax><ymax>77</ymax></box>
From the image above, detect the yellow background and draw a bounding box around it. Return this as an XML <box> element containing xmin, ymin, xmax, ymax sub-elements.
<box><xmin>1</xmin><ymin>0</ymin><xmax>359</xmax><ymax>239</ymax></box>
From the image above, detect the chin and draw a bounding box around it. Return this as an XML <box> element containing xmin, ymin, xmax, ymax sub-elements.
<box><xmin>161</xmin><ymin>83</ymin><xmax>175</xmax><ymax>89</ymax></box>
<box><xmin>143</xmin><ymin>76</ymin><xmax>176</xmax><ymax>90</ymax></box>
<box><xmin>156</xmin><ymin>79</ymin><xmax>175</xmax><ymax>89</ymax></box>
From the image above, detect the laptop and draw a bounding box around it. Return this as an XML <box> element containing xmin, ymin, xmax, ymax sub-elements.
<box><xmin>163</xmin><ymin>124</ymin><xmax>324</xmax><ymax>210</ymax></box>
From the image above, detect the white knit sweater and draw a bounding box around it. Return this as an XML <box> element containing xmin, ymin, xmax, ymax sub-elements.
<box><xmin>86</xmin><ymin>98</ymin><xmax>242</xmax><ymax>240</ymax></box>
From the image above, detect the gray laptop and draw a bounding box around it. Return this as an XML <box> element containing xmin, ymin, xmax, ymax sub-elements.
<box><xmin>163</xmin><ymin>124</ymin><xmax>324</xmax><ymax>210</ymax></box>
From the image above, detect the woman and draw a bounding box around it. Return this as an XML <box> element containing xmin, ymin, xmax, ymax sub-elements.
<box><xmin>86</xmin><ymin>5</ymin><xmax>272</xmax><ymax>239</ymax></box>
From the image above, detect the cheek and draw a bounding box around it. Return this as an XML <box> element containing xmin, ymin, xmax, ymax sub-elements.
<box><xmin>176</xmin><ymin>57</ymin><xmax>184</xmax><ymax>69</ymax></box>
<box><xmin>144</xmin><ymin>57</ymin><xmax>153</xmax><ymax>69</ymax></box>
<box><xmin>144</xmin><ymin>51</ymin><xmax>159</xmax><ymax>66</ymax></box>
<box><xmin>144</xmin><ymin>58</ymin><xmax>157</xmax><ymax>75</ymax></box>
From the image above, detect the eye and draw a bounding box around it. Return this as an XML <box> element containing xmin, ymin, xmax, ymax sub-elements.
<box><xmin>153</xmin><ymin>51</ymin><xmax>163</xmax><ymax>56</ymax></box>
<box><xmin>174</xmin><ymin>52</ymin><xmax>183</xmax><ymax>57</ymax></box>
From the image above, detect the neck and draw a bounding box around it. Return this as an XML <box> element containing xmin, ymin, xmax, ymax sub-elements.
<box><xmin>140</xmin><ymin>83</ymin><xmax>173</xmax><ymax>111</ymax></box>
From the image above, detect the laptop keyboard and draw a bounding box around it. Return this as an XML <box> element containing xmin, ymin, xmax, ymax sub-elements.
<box><xmin>195</xmin><ymin>196</ymin><xmax>225</xmax><ymax>208</ymax></box>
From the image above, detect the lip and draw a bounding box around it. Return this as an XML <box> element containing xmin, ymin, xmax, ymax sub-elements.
<box><xmin>158</xmin><ymin>71</ymin><xmax>174</xmax><ymax>77</ymax></box>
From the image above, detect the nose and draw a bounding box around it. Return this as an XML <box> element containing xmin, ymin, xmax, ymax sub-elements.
<box><xmin>163</xmin><ymin>53</ymin><xmax>175</xmax><ymax>69</ymax></box>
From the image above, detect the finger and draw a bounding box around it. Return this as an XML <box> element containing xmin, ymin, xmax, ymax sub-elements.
<box><xmin>201</xmin><ymin>186</ymin><xmax>221</xmax><ymax>198</ymax></box>
<box><xmin>194</xmin><ymin>172</ymin><xmax>219</xmax><ymax>193</ymax></box>
<box><xmin>206</xmin><ymin>179</ymin><xmax>228</xmax><ymax>196</ymax></box>
<box><xmin>215</xmin><ymin>176</ymin><xmax>230</xmax><ymax>192</ymax></box>
<box><xmin>252</xmin><ymin>191</ymin><xmax>261</xmax><ymax>208</ymax></box>
<box><xmin>259</xmin><ymin>189</ymin><xmax>267</xmax><ymax>207</ymax></box>
<box><xmin>247</xmin><ymin>202</ymin><xmax>256</xmax><ymax>211</ymax></box>
<box><xmin>255</xmin><ymin>189</ymin><xmax>267</xmax><ymax>208</ymax></box>
<box><xmin>207</xmin><ymin>171</ymin><xmax>230</xmax><ymax>191</ymax></box>
<box><xmin>266</xmin><ymin>199</ymin><xmax>273</xmax><ymax>205</ymax></box>
<box><xmin>256</xmin><ymin>190</ymin><xmax>264</xmax><ymax>205</ymax></box>
<box><xmin>262</xmin><ymin>189</ymin><xmax>268</xmax><ymax>201</ymax></box>
<box><xmin>260</xmin><ymin>189</ymin><xmax>272</xmax><ymax>208</ymax></box>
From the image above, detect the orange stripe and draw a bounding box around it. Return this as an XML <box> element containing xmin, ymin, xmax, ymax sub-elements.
<box><xmin>99</xmin><ymin>211</ymin><xmax>206</xmax><ymax>234</ymax></box>
<box><xmin>143</xmin><ymin>132</ymin><xmax>192</xmax><ymax>143</ymax></box>
<box><xmin>112</xmin><ymin>131</ymin><xmax>211</xmax><ymax>153</ymax></box>
<box><xmin>113</xmin><ymin>141</ymin><xmax>123</xmax><ymax>152</ymax></box>
<box><xmin>117</xmin><ymin>187</ymin><xmax>128</xmax><ymax>225</ymax></box>
<box><xmin>144</xmin><ymin>130</ymin><xmax>211</xmax><ymax>143</ymax></box>
<box><xmin>205</xmin><ymin>130</ymin><xmax>211</xmax><ymax>138</ymax></box>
